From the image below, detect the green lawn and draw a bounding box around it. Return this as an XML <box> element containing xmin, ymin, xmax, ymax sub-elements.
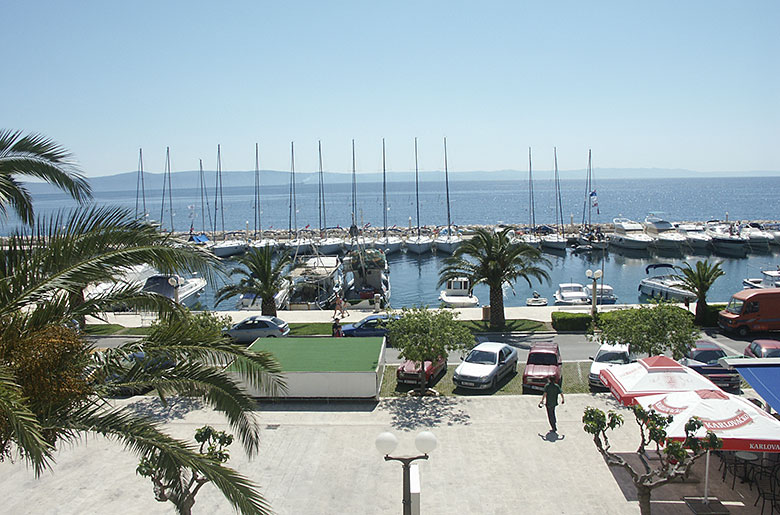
<box><xmin>84</xmin><ymin>324</ymin><xmax>152</xmax><ymax>336</ymax></box>
<box><xmin>288</xmin><ymin>322</ymin><xmax>334</xmax><ymax>336</ymax></box>
<box><xmin>380</xmin><ymin>361</ymin><xmax>590</xmax><ymax>397</ymax></box>
<box><xmin>246</xmin><ymin>337</ymin><xmax>383</xmax><ymax>372</ymax></box>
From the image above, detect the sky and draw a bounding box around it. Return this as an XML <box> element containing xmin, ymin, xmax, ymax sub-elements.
<box><xmin>2</xmin><ymin>1</ymin><xmax>779</xmax><ymax>177</ymax></box>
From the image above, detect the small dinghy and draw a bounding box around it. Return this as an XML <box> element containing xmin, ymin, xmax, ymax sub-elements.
<box><xmin>526</xmin><ymin>291</ymin><xmax>548</xmax><ymax>306</ymax></box>
<box><xmin>439</xmin><ymin>277</ymin><xmax>479</xmax><ymax>308</ymax></box>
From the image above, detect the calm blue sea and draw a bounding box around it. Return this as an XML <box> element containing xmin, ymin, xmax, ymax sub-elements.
<box><xmin>7</xmin><ymin>176</ymin><xmax>780</xmax><ymax>308</ymax></box>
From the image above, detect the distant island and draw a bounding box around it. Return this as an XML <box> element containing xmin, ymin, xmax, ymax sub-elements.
<box><xmin>23</xmin><ymin>167</ymin><xmax>780</xmax><ymax>194</ymax></box>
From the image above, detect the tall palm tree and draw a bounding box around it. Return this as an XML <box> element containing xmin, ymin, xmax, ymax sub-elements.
<box><xmin>0</xmin><ymin>129</ymin><xmax>91</xmax><ymax>224</ymax></box>
<box><xmin>0</xmin><ymin>207</ymin><xmax>284</xmax><ymax>515</ymax></box>
<box><xmin>438</xmin><ymin>227</ymin><xmax>551</xmax><ymax>328</ymax></box>
<box><xmin>675</xmin><ymin>259</ymin><xmax>725</xmax><ymax>325</ymax></box>
<box><xmin>215</xmin><ymin>247</ymin><xmax>292</xmax><ymax>316</ymax></box>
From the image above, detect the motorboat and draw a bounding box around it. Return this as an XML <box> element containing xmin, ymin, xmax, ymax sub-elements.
<box><xmin>638</xmin><ymin>263</ymin><xmax>696</xmax><ymax>302</ymax></box>
<box><xmin>675</xmin><ymin>223</ymin><xmax>712</xmax><ymax>250</ymax></box>
<box><xmin>540</xmin><ymin>233</ymin><xmax>567</xmax><ymax>250</ymax></box>
<box><xmin>608</xmin><ymin>218</ymin><xmax>652</xmax><ymax>250</ymax></box>
<box><xmin>286</xmin><ymin>255</ymin><xmax>343</xmax><ymax>310</ymax></box>
<box><xmin>434</xmin><ymin>233</ymin><xmax>463</xmax><ymax>254</ymax></box>
<box><xmin>643</xmin><ymin>214</ymin><xmax>685</xmax><ymax>250</ymax></box>
<box><xmin>554</xmin><ymin>283</ymin><xmax>590</xmax><ymax>305</ymax></box>
<box><xmin>374</xmin><ymin>235</ymin><xmax>403</xmax><ymax>255</ymax></box>
<box><xmin>85</xmin><ymin>263</ymin><xmax>158</xmax><ymax>301</ymax></box>
<box><xmin>211</xmin><ymin>239</ymin><xmax>248</xmax><ymax>258</ymax></box>
<box><xmin>742</xmin><ymin>268</ymin><xmax>780</xmax><ymax>289</ymax></box>
<box><xmin>705</xmin><ymin>221</ymin><xmax>748</xmax><ymax>254</ymax></box>
<box><xmin>585</xmin><ymin>283</ymin><xmax>618</xmax><ymax>305</ymax></box>
<box><xmin>142</xmin><ymin>274</ymin><xmax>207</xmax><ymax>308</ymax></box>
<box><xmin>405</xmin><ymin>234</ymin><xmax>434</xmax><ymax>254</ymax></box>
<box><xmin>518</xmin><ymin>233</ymin><xmax>541</xmax><ymax>248</ymax></box>
<box><xmin>739</xmin><ymin>222</ymin><xmax>774</xmax><ymax>251</ymax></box>
<box><xmin>438</xmin><ymin>277</ymin><xmax>479</xmax><ymax>308</ymax></box>
<box><xmin>341</xmin><ymin>248</ymin><xmax>391</xmax><ymax>309</ymax></box>
<box><xmin>526</xmin><ymin>291</ymin><xmax>549</xmax><ymax>306</ymax></box>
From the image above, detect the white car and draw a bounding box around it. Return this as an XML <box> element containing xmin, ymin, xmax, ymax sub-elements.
<box><xmin>223</xmin><ymin>315</ymin><xmax>290</xmax><ymax>344</ymax></box>
<box><xmin>588</xmin><ymin>343</ymin><xmax>631</xmax><ymax>389</ymax></box>
<box><xmin>452</xmin><ymin>342</ymin><xmax>518</xmax><ymax>390</ymax></box>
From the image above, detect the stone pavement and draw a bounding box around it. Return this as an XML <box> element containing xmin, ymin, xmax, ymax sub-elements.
<box><xmin>0</xmin><ymin>393</ymin><xmax>761</xmax><ymax>514</ymax></box>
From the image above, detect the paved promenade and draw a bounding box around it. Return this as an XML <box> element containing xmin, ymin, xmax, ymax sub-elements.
<box><xmin>0</xmin><ymin>393</ymin><xmax>759</xmax><ymax>515</ymax></box>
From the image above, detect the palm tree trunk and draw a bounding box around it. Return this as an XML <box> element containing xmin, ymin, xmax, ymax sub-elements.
<box><xmin>695</xmin><ymin>298</ymin><xmax>707</xmax><ymax>326</ymax></box>
<box><xmin>489</xmin><ymin>285</ymin><xmax>505</xmax><ymax>329</ymax></box>
<box><xmin>262</xmin><ymin>297</ymin><xmax>277</xmax><ymax>317</ymax></box>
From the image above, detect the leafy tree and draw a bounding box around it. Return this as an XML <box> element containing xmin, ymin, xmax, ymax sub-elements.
<box><xmin>674</xmin><ymin>260</ymin><xmax>725</xmax><ymax>326</ymax></box>
<box><xmin>583</xmin><ymin>405</ymin><xmax>721</xmax><ymax>515</ymax></box>
<box><xmin>387</xmin><ymin>307</ymin><xmax>473</xmax><ymax>393</ymax></box>
<box><xmin>438</xmin><ymin>228</ymin><xmax>550</xmax><ymax>328</ymax></box>
<box><xmin>138</xmin><ymin>425</ymin><xmax>241</xmax><ymax>515</ymax></box>
<box><xmin>596</xmin><ymin>304</ymin><xmax>699</xmax><ymax>359</ymax></box>
<box><xmin>215</xmin><ymin>247</ymin><xmax>292</xmax><ymax>316</ymax></box>
<box><xmin>0</xmin><ymin>129</ymin><xmax>91</xmax><ymax>224</ymax></box>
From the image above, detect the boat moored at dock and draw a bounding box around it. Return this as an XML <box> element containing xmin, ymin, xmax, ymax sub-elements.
<box><xmin>608</xmin><ymin>217</ymin><xmax>653</xmax><ymax>250</ymax></box>
<box><xmin>638</xmin><ymin>263</ymin><xmax>696</xmax><ymax>302</ymax></box>
<box><xmin>439</xmin><ymin>277</ymin><xmax>479</xmax><ymax>308</ymax></box>
<box><xmin>554</xmin><ymin>283</ymin><xmax>590</xmax><ymax>305</ymax></box>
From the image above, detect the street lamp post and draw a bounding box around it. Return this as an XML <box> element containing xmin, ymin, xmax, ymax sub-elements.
<box><xmin>376</xmin><ymin>431</ymin><xmax>437</xmax><ymax>515</ymax></box>
<box><xmin>585</xmin><ymin>268</ymin><xmax>603</xmax><ymax>318</ymax></box>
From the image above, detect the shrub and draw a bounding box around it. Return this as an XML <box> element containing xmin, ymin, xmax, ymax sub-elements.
<box><xmin>551</xmin><ymin>312</ymin><xmax>592</xmax><ymax>332</ymax></box>
<box><xmin>700</xmin><ymin>304</ymin><xmax>726</xmax><ymax>328</ymax></box>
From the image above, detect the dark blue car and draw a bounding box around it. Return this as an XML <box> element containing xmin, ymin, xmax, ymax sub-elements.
<box><xmin>341</xmin><ymin>314</ymin><xmax>398</xmax><ymax>338</ymax></box>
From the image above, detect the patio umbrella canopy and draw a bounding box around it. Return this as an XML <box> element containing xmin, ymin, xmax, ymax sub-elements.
<box><xmin>637</xmin><ymin>389</ymin><xmax>780</xmax><ymax>452</ymax></box>
<box><xmin>599</xmin><ymin>356</ymin><xmax>719</xmax><ymax>406</ymax></box>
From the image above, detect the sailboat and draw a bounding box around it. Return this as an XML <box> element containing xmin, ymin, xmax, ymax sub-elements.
<box><xmin>576</xmin><ymin>149</ymin><xmax>608</xmax><ymax>250</ymax></box>
<box><xmin>158</xmin><ymin>147</ymin><xmax>175</xmax><ymax>233</ymax></box>
<box><xmin>247</xmin><ymin>143</ymin><xmax>278</xmax><ymax>253</ymax></box>
<box><xmin>519</xmin><ymin>147</ymin><xmax>541</xmax><ymax>248</ymax></box>
<box><xmin>187</xmin><ymin>159</ymin><xmax>211</xmax><ymax>246</ymax></box>
<box><xmin>347</xmin><ymin>139</ymin><xmax>374</xmax><ymax>250</ymax></box>
<box><xmin>211</xmin><ymin>144</ymin><xmax>248</xmax><ymax>258</ymax></box>
<box><xmin>285</xmin><ymin>142</ymin><xmax>313</xmax><ymax>255</ymax></box>
<box><xmin>135</xmin><ymin>148</ymin><xmax>149</xmax><ymax>221</ymax></box>
<box><xmin>312</xmin><ymin>141</ymin><xmax>343</xmax><ymax>255</ymax></box>
<box><xmin>405</xmin><ymin>137</ymin><xmax>433</xmax><ymax>254</ymax></box>
<box><xmin>541</xmin><ymin>147</ymin><xmax>568</xmax><ymax>250</ymax></box>
<box><xmin>434</xmin><ymin>137</ymin><xmax>462</xmax><ymax>254</ymax></box>
<box><xmin>374</xmin><ymin>139</ymin><xmax>402</xmax><ymax>254</ymax></box>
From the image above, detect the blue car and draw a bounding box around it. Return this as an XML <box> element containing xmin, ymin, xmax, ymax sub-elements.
<box><xmin>341</xmin><ymin>314</ymin><xmax>398</xmax><ymax>338</ymax></box>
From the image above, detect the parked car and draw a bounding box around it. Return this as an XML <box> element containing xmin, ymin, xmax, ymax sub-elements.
<box><xmin>679</xmin><ymin>340</ymin><xmax>741</xmax><ymax>391</ymax></box>
<box><xmin>522</xmin><ymin>342</ymin><xmax>562</xmax><ymax>393</ymax></box>
<box><xmin>744</xmin><ymin>339</ymin><xmax>780</xmax><ymax>358</ymax></box>
<box><xmin>223</xmin><ymin>315</ymin><xmax>290</xmax><ymax>344</ymax></box>
<box><xmin>396</xmin><ymin>357</ymin><xmax>447</xmax><ymax>387</ymax></box>
<box><xmin>453</xmin><ymin>342</ymin><xmax>518</xmax><ymax>390</ymax></box>
<box><xmin>588</xmin><ymin>343</ymin><xmax>631</xmax><ymax>390</ymax></box>
<box><xmin>341</xmin><ymin>313</ymin><xmax>398</xmax><ymax>338</ymax></box>
<box><xmin>106</xmin><ymin>351</ymin><xmax>176</xmax><ymax>396</ymax></box>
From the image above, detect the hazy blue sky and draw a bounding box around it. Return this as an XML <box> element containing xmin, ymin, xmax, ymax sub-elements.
<box><xmin>2</xmin><ymin>1</ymin><xmax>778</xmax><ymax>177</ymax></box>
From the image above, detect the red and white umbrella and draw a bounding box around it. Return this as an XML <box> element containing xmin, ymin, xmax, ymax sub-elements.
<box><xmin>599</xmin><ymin>356</ymin><xmax>718</xmax><ymax>406</ymax></box>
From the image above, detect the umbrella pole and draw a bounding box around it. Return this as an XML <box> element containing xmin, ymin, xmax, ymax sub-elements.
<box><xmin>703</xmin><ymin>450</ymin><xmax>710</xmax><ymax>505</ymax></box>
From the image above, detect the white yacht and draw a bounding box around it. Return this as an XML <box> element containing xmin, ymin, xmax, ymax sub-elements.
<box><xmin>374</xmin><ymin>235</ymin><xmax>403</xmax><ymax>255</ymax></box>
<box><xmin>142</xmin><ymin>274</ymin><xmax>207</xmax><ymax>308</ymax></box>
<box><xmin>540</xmin><ymin>233</ymin><xmax>567</xmax><ymax>250</ymax></box>
<box><xmin>585</xmin><ymin>284</ymin><xmax>618</xmax><ymax>305</ymax></box>
<box><xmin>85</xmin><ymin>264</ymin><xmax>158</xmax><ymax>301</ymax></box>
<box><xmin>405</xmin><ymin>234</ymin><xmax>434</xmax><ymax>254</ymax></box>
<box><xmin>285</xmin><ymin>237</ymin><xmax>314</xmax><ymax>255</ymax></box>
<box><xmin>248</xmin><ymin>238</ymin><xmax>278</xmax><ymax>254</ymax></box>
<box><xmin>553</xmin><ymin>283</ymin><xmax>590</xmax><ymax>305</ymax></box>
<box><xmin>211</xmin><ymin>239</ymin><xmax>248</xmax><ymax>258</ymax></box>
<box><xmin>438</xmin><ymin>277</ymin><xmax>479</xmax><ymax>308</ymax></box>
<box><xmin>705</xmin><ymin>221</ymin><xmax>748</xmax><ymax>254</ymax></box>
<box><xmin>742</xmin><ymin>269</ymin><xmax>780</xmax><ymax>289</ymax></box>
<box><xmin>313</xmin><ymin>237</ymin><xmax>344</xmax><ymax>255</ymax></box>
<box><xmin>608</xmin><ymin>218</ymin><xmax>652</xmax><ymax>250</ymax></box>
<box><xmin>434</xmin><ymin>233</ymin><xmax>463</xmax><ymax>254</ymax></box>
<box><xmin>638</xmin><ymin>264</ymin><xmax>696</xmax><ymax>302</ymax></box>
<box><xmin>643</xmin><ymin>215</ymin><xmax>686</xmax><ymax>250</ymax></box>
<box><xmin>675</xmin><ymin>223</ymin><xmax>712</xmax><ymax>250</ymax></box>
<box><xmin>739</xmin><ymin>223</ymin><xmax>774</xmax><ymax>251</ymax></box>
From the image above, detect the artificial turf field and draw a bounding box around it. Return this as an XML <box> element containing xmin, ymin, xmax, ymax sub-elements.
<box><xmin>246</xmin><ymin>337</ymin><xmax>383</xmax><ymax>372</ymax></box>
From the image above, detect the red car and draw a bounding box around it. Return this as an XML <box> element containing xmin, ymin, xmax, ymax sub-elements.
<box><xmin>396</xmin><ymin>357</ymin><xmax>447</xmax><ymax>387</ymax></box>
<box><xmin>522</xmin><ymin>342</ymin><xmax>562</xmax><ymax>393</ymax></box>
<box><xmin>744</xmin><ymin>339</ymin><xmax>780</xmax><ymax>358</ymax></box>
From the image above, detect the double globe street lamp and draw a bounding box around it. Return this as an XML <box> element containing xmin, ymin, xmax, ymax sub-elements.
<box><xmin>376</xmin><ymin>431</ymin><xmax>438</xmax><ymax>515</ymax></box>
<box><xmin>585</xmin><ymin>268</ymin><xmax>603</xmax><ymax>317</ymax></box>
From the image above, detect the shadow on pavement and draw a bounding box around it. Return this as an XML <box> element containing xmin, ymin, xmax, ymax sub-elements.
<box><xmin>257</xmin><ymin>400</ymin><xmax>379</xmax><ymax>412</ymax></box>
<box><xmin>380</xmin><ymin>396</ymin><xmax>472</xmax><ymax>430</ymax></box>
<box><xmin>125</xmin><ymin>396</ymin><xmax>205</xmax><ymax>422</ymax></box>
<box><xmin>539</xmin><ymin>430</ymin><xmax>565</xmax><ymax>442</ymax></box>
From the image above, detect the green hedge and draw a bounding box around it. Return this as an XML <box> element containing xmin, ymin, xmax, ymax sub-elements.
<box><xmin>551</xmin><ymin>312</ymin><xmax>592</xmax><ymax>332</ymax></box>
<box><xmin>701</xmin><ymin>304</ymin><xmax>726</xmax><ymax>327</ymax></box>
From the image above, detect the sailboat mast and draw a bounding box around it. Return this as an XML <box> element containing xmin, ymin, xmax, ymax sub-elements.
<box><xmin>217</xmin><ymin>145</ymin><xmax>225</xmax><ymax>239</ymax></box>
<box><xmin>167</xmin><ymin>149</ymin><xmax>174</xmax><ymax>232</ymax></box>
<box><xmin>318</xmin><ymin>140</ymin><xmax>326</xmax><ymax>235</ymax></box>
<box><xmin>288</xmin><ymin>141</ymin><xmax>297</xmax><ymax>239</ymax></box>
<box><xmin>198</xmin><ymin>159</ymin><xmax>208</xmax><ymax>234</ymax></box>
<box><xmin>554</xmin><ymin>147</ymin><xmax>563</xmax><ymax>235</ymax></box>
<box><xmin>254</xmin><ymin>143</ymin><xmax>261</xmax><ymax>239</ymax></box>
<box><xmin>588</xmin><ymin>149</ymin><xmax>593</xmax><ymax>226</ymax></box>
<box><xmin>212</xmin><ymin>147</ymin><xmax>219</xmax><ymax>239</ymax></box>
<box><xmin>351</xmin><ymin>139</ymin><xmax>357</xmax><ymax>226</ymax></box>
<box><xmin>443</xmin><ymin>137</ymin><xmax>452</xmax><ymax>234</ymax></box>
<box><xmin>528</xmin><ymin>147</ymin><xmax>536</xmax><ymax>231</ymax></box>
<box><xmin>382</xmin><ymin>138</ymin><xmax>388</xmax><ymax>238</ymax></box>
<box><xmin>414</xmin><ymin>137</ymin><xmax>421</xmax><ymax>238</ymax></box>
<box><xmin>581</xmin><ymin>149</ymin><xmax>591</xmax><ymax>228</ymax></box>
<box><xmin>135</xmin><ymin>148</ymin><xmax>146</xmax><ymax>219</ymax></box>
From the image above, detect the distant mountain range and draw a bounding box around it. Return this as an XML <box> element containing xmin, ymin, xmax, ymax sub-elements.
<box><xmin>22</xmin><ymin>167</ymin><xmax>779</xmax><ymax>194</ymax></box>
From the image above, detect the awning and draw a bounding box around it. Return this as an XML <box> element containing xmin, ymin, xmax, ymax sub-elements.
<box><xmin>721</xmin><ymin>357</ymin><xmax>780</xmax><ymax>413</ymax></box>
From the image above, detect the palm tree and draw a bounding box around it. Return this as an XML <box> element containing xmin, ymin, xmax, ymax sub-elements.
<box><xmin>675</xmin><ymin>259</ymin><xmax>725</xmax><ymax>325</ymax></box>
<box><xmin>0</xmin><ymin>206</ymin><xmax>285</xmax><ymax>515</ymax></box>
<box><xmin>0</xmin><ymin>129</ymin><xmax>91</xmax><ymax>224</ymax></box>
<box><xmin>438</xmin><ymin>227</ymin><xmax>551</xmax><ymax>328</ymax></box>
<box><xmin>215</xmin><ymin>247</ymin><xmax>292</xmax><ymax>316</ymax></box>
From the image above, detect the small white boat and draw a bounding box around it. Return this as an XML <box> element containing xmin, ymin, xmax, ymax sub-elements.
<box><xmin>526</xmin><ymin>291</ymin><xmax>548</xmax><ymax>306</ymax></box>
<box><xmin>739</xmin><ymin>223</ymin><xmax>774</xmax><ymax>251</ymax></box>
<box><xmin>434</xmin><ymin>234</ymin><xmax>463</xmax><ymax>254</ymax></box>
<box><xmin>644</xmin><ymin>214</ymin><xmax>686</xmax><ymax>250</ymax></box>
<box><xmin>675</xmin><ymin>223</ymin><xmax>712</xmax><ymax>250</ymax></box>
<box><xmin>439</xmin><ymin>277</ymin><xmax>479</xmax><ymax>308</ymax></box>
<box><xmin>554</xmin><ymin>283</ymin><xmax>590</xmax><ymax>305</ymax></box>
<box><xmin>405</xmin><ymin>234</ymin><xmax>434</xmax><ymax>254</ymax></box>
<box><xmin>608</xmin><ymin>218</ymin><xmax>652</xmax><ymax>250</ymax></box>
<box><xmin>313</xmin><ymin>237</ymin><xmax>344</xmax><ymax>255</ymax></box>
<box><xmin>518</xmin><ymin>233</ymin><xmax>541</xmax><ymax>248</ymax></box>
<box><xmin>638</xmin><ymin>263</ymin><xmax>696</xmax><ymax>302</ymax></box>
<box><xmin>585</xmin><ymin>283</ymin><xmax>618</xmax><ymax>305</ymax></box>
<box><xmin>211</xmin><ymin>239</ymin><xmax>248</xmax><ymax>258</ymax></box>
<box><xmin>706</xmin><ymin>221</ymin><xmax>748</xmax><ymax>254</ymax></box>
<box><xmin>374</xmin><ymin>235</ymin><xmax>403</xmax><ymax>255</ymax></box>
<box><xmin>248</xmin><ymin>238</ymin><xmax>278</xmax><ymax>253</ymax></box>
<box><xmin>238</xmin><ymin>280</ymin><xmax>291</xmax><ymax>310</ymax></box>
<box><xmin>142</xmin><ymin>274</ymin><xmax>206</xmax><ymax>308</ymax></box>
<box><xmin>540</xmin><ymin>233</ymin><xmax>567</xmax><ymax>250</ymax></box>
<box><xmin>742</xmin><ymin>269</ymin><xmax>780</xmax><ymax>289</ymax></box>
<box><xmin>577</xmin><ymin>229</ymin><xmax>608</xmax><ymax>250</ymax></box>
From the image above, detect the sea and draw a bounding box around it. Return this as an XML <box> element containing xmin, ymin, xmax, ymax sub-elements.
<box><xmin>8</xmin><ymin>176</ymin><xmax>780</xmax><ymax>309</ymax></box>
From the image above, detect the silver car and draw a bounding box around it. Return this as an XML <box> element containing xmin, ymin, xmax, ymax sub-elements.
<box><xmin>223</xmin><ymin>315</ymin><xmax>290</xmax><ymax>343</ymax></box>
<box><xmin>453</xmin><ymin>342</ymin><xmax>518</xmax><ymax>390</ymax></box>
